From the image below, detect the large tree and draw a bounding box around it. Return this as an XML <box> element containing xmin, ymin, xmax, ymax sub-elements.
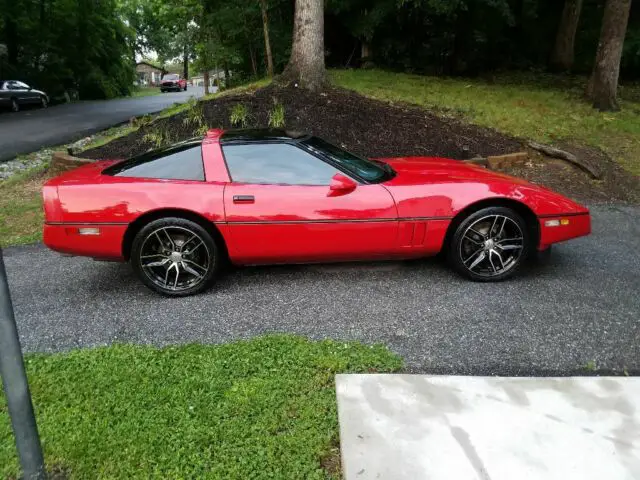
<box><xmin>586</xmin><ymin>0</ymin><xmax>632</xmax><ymax>111</ymax></box>
<box><xmin>279</xmin><ymin>0</ymin><xmax>325</xmax><ymax>90</ymax></box>
<box><xmin>550</xmin><ymin>0</ymin><xmax>583</xmax><ymax>71</ymax></box>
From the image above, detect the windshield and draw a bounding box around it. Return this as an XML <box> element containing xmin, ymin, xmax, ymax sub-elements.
<box><xmin>301</xmin><ymin>137</ymin><xmax>392</xmax><ymax>183</ymax></box>
<box><xmin>162</xmin><ymin>74</ymin><xmax>179</xmax><ymax>81</ymax></box>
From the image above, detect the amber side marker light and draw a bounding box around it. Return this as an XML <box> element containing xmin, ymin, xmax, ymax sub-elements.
<box><xmin>544</xmin><ymin>219</ymin><xmax>570</xmax><ymax>227</ymax></box>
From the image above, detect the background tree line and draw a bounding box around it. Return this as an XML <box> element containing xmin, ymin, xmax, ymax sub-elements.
<box><xmin>1</xmin><ymin>0</ymin><xmax>638</xmax><ymax>107</ymax></box>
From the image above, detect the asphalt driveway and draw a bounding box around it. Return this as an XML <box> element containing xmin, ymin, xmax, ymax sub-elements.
<box><xmin>3</xmin><ymin>204</ymin><xmax>639</xmax><ymax>375</ymax></box>
<box><xmin>0</xmin><ymin>86</ymin><xmax>205</xmax><ymax>162</ymax></box>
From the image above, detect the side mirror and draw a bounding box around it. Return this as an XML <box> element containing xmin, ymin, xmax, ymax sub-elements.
<box><xmin>328</xmin><ymin>173</ymin><xmax>357</xmax><ymax>197</ymax></box>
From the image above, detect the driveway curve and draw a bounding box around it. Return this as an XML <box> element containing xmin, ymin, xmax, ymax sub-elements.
<box><xmin>0</xmin><ymin>87</ymin><xmax>205</xmax><ymax>162</ymax></box>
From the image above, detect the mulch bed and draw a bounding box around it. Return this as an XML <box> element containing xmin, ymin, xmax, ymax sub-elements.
<box><xmin>83</xmin><ymin>84</ymin><xmax>639</xmax><ymax>204</ymax></box>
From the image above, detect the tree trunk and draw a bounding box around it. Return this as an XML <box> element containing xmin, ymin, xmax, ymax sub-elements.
<box><xmin>224</xmin><ymin>63</ymin><xmax>230</xmax><ymax>89</ymax></box>
<box><xmin>249</xmin><ymin>44</ymin><xmax>258</xmax><ymax>76</ymax></box>
<box><xmin>586</xmin><ymin>0</ymin><xmax>632</xmax><ymax>111</ymax></box>
<box><xmin>550</xmin><ymin>0</ymin><xmax>583</xmax><ymax>71</ymax></box>
<box><xmin>203</xmin><ymin>70</ymin><xmax>210</xmax><ymax>95</ymax></box>
<box><xmin>183</xmin><ymin>44</ymin><xmax>189</xmax><ymax>80</ymax></box>
<box><xmin>279</xmin><ymin>0</ymin><xmax>325</xmax><ymax>91</ymax></box>
<box><xmin>259</xmin><ymin>0</ymin><xmax>274</xmax><ymax>77</ymax></box>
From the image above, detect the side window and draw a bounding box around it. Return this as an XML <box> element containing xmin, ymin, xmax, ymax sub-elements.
<box><xmin>222</xmin><ymin>143</ymin><xmax>341</xmax><ymax>185</ymax></box>
<box><xmin>106</xmin><ymin>145</ymin><xmax>205</xmax><ymax>181</ymax></box>
<box><xmin>14</xmin><ymin>81</ymin><xmax>29</xmax><ymax>89</ymax></box>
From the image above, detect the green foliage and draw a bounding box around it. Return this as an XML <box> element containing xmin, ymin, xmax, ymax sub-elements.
<box><xmin>0</xmin><ymin>335</ymin><xmax>402</xmax><ymax>478</ymax></box>
<box><xmin>268</xmin><ymin>102</ymin><xmax>286</xmax><ymax>128</ymax></box>
<box><xmin>230</xmin><ymin>103</ymin><xmax>250</xmax><ymax>127</ymax></box>
<box><xmin>182</xmin><ymin>99</ymin><xmax>206</xmax><ymax>133</ymax></box>
<box><xmin>584</xmin><ymin>360</ymin><xmax>597</xmax><ymax>372</ymax></box>
<box><xmin>132</xmin><ymin>114</ymin><xmax>154</xmax><ymax>128</ymax></box>
<box><xmin>332</xmin><ymin>69</ymin><xmax>640</xmax><ymax>175</ymax></box>
<box><xmin>143</xmin><ymin>126</ymin><xmax>174</xmax><ymax>148</ymax></box>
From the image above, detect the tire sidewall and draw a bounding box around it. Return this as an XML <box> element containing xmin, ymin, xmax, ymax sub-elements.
<box><xmin>131</xmin><ymin>217</ymin><xmax>219</xmax><ymax>296</ymax></box>
<box><xmin>448</xmin><ymin>206</ymin><xmax>531</xmax><ymax>282</ymax></box>
<box><xmin>11</xmin><ymin>99</ymin><xmax>19</xmax><ymax>112</ymax></box>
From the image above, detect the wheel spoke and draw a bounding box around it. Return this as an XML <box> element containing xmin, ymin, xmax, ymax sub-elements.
<box><xmin>490</xmin><ymin>249</ymin><xmax>505</xmax><ymax>270</ymax></box>
<box><xmin>161</xmin><ymin>228</ymin><xmax>176</xmax><ymax>250</ymax></box>
<box><xmin>181</xmin><ymin>262</ymin><xmax>203</xmax><ymax>279</ymax></box>
<box><xmin>468</xmin><ymin>251</ymin><xmax>486</xmax><ymax>271</ymax></box>
<box><xmin>173</xmin><ymin>263</ymin><xmax>180</xmax><ymax>289</ymax></box>
<box><xmin>469</xmin><ymin>228</ymin><xmax>485</xmax><ymax>240</ymax></box>
<box><xmin>144</xmin><ymin>258</ymin><xmax>170</xmax><ymax>268</ymax></box>
<box><xmin>497</xmin><ymin>217</ymin><xmax>508</xmax><ymax>238</ymax></box>
<box><xmin>183</xmin><ymin>259</ymin><xmax>207</xmax><ymax>273</ymax></box>
<box><xmin>489</xmin><ymin>216</ymin><xmax>499</xmax><ymax>237</ymax></box>
<box><xmin>463</xmin><ymin>233</ymin><xmax>483</xmax><ymax>246</ymax></box>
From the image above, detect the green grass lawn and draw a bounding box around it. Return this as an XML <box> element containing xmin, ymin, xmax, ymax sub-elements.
<box><xmin>0</xmin><ymin>335</ymin><xmax>402</xmax><ymax>479</ymax></box>
<box><xmin>331</xmin><ymin>69</ymin><xmax>640</xmax><ymax>175</ymax></box>
<box><xmin>131</xmin><ymin>86</ymin><xmax>163</xmax><ymax>98</ymax></box>
<box><xmin>0</xmin><ymin>165</ymin><xmax>50</xmax><ymax>247</ymax></box>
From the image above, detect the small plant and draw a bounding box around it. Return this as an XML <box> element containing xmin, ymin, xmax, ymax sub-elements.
<box><xmin>230</xmin><ymin>103</ymin><xmax>249</xmax><ymax>127</ymax></box>
<box><xmin>268</xmin><ymin>102</ymin><xmax>285</xmax><ymax>128</ymax></box>
<box><xmin>143</xmin><ymin>126</ymin><xmax>173</xmax><ymax>148</ymax></box>
<box><xmin>584</xmin><ymin>360</ymin><xmax>597</xmax><ymax>372</ymax></box>
<box><xmin>131</xmin><ymin>114</ymin><xmax>152</xmax><ymax>129</ymax></box>
<box><xmin>196</xmin><ymin>124</ymin><xmax>209</xmax><ymax>137</ymax></box>
<box><xmin>182</xmin><ymin>100</ymin><xmax>206</xmax><ymax>134</ymax></box>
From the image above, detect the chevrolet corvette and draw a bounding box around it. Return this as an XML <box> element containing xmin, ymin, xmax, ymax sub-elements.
<box><xmin>42</xmin><ymin>129</ymin><xmax>591</xmax><ymax>296</ymax></box>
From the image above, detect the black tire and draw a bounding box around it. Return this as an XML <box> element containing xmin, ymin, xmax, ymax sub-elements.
<box><xmin>131</xmin><ymin>217</ymin><xmax>220</xmax><ymax>296</ymax></box>
<box><xmin>11</xmin><ymin>98</ymin><xmax>19</xmax><ymax>112</ymax></box>
<box><xmin>184</xmin><ymin>85</ymin><xmax>187</xmax><ymax>91</ymax></box>
<box><xmin>160</xmin><ymin>89</ymin><xmax>166</xmax><ymax>93</ymax></box>
<box><xmin>40</xmin><ymin>96</ymin><xmax>48</xmax><ymax>108</ymax></box>
<box><xmin>447</xmin><ymin>206</ymin><xmax>531</xmax><ymax>282</ymax></box>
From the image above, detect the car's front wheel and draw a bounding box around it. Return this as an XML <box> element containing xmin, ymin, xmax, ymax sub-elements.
<box><xmin>11</xmin><ymin>98</ymin><xmax>19</xmax><ymax>112</ymax></box>
<box><xmin>40</xmin><ymin>96</ymin><xmax>48</xmax><ymax>108</ymax></box>
<box><xmin>131</xmin><ymin>217</ymin><xmax>220</xmax><ymax>296</ymax></box>
<box><xmin>447</xmin><ymin>206</ymin><xmax>531</xmax><ymax>281</ymax></box>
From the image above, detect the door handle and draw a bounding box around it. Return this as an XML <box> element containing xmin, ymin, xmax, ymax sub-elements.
<box><xmin>233</xmin><ymin>195</ymin><xmax>255</xmax><ymax>204</ymax></box>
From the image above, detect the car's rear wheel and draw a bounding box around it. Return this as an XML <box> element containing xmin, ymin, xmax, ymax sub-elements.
<box><xmin>40</xmin><ymin>96</ymin><xmax>48</xmax><ymax>108</ymax></box>
<box><xmin>11</xmin><ymin>98</ymin><xmax>19</xmax><ymax>112</ymax></box>
<box><xmin>447</xmin><ymin>206</ymin><xmax>531</xmax><ymax>281</ymax></box>
<box><xmin>131</xmin><ymin>217</ymin><xmax>219</xmax><ymax>296</ymax></box>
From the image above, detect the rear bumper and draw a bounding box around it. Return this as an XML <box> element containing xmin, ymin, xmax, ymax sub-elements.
<box><xmin>538</xmin><ymin>213</ymin><xmax>591</xmax><ymax>250</ymax></box>
<box><xmin>43</xmin><ymin>223</ymin><xmax>127</xmax><ymax>260</ymax></box>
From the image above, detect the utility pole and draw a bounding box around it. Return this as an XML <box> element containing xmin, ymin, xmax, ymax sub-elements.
<box><xmin>0</xmin><ymin>249</ymin><xmax>46</xmax><ymax>480</ymax></box>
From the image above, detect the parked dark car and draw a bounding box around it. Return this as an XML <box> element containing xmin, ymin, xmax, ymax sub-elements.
<box><xmin>160</xmin><ymin>74</ymin><xmax>187</xmax><ymax>92</ymax></box>
<box><xmin>0</xmin><ymin>80</ymin><xmax>49</xmax><ymax>112</ymax></box>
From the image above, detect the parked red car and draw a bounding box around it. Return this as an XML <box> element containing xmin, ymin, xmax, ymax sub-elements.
<box><xmin>42</xmin><ymin>129</ymin><xmax>591</xmax><ymax>296</ymax></box>
<box><xmin>160</xmin><ymin>74</ymin><xmax>187</xmax><ymax>92</ymax></box>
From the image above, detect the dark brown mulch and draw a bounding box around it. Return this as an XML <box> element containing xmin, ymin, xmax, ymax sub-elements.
<box><xmin>82</xmin><ymin>84</ymin><xmax>639</xmax><ymax>203</ymax></box>
<box><xmin>82</xmin><ymin>84</ymin><xmax>522</xmax><ymax>161</ymax></box>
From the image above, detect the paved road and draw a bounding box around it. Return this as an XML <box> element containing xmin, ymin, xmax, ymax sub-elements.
<box><xmin>0</xmin><ymin>87</ymin><xmax>205</xmax><ymax>162</ymax></box>
<box><xmin>4</xmin><ymin>204</ymin><xmax>639</xmax><ymax>375</ymax></box>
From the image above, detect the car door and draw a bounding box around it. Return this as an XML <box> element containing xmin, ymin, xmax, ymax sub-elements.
<box><xmin>221</xmin><ymin>142</ymin><xmax>399</xmax><ymax>264</ymax></box>
<box><xmin>10</xmin><ymin>81</ymin><xmax>33</xmax><ymax>103</ymax></box>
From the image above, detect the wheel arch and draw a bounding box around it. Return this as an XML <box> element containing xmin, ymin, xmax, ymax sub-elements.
<box><xmin>443</xmin><ymin>197</ymin><xmax>539</xmax><ymax>253</ymax></box>
<box><xmin>122</xmin><ymin>208</ymin><xmax>228</xmax><ymax>261</ymax></box>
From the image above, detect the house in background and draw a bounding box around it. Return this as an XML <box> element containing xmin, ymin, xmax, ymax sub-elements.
<box><xmin>190</xmin><ymin>69</ymin><xmax>226</xmax><ymax>89</ymax></box>
<box><xmin>135</xmin><ymin>61</ymin><xmax>165</xmax><ymax>86</ymax></box>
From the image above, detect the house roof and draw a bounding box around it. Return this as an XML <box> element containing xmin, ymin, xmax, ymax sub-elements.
<box><xmin>135</xmin><ymin>61</ymin><xmax>164</xmax><ymax>71</ymax></box>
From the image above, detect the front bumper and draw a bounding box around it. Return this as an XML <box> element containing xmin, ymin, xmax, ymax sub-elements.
<box><xmin>43</xmin><ymin>223</ymin><xmax>127</xmax><ymax>260</ymax></box>
<box><xmin>538</xmin><ymin>213</ymin><xmax>591</xmax><ymax>250</ymax></box>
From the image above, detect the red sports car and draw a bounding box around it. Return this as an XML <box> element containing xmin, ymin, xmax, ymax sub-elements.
<box><xmin>160</xmin><ymin>74</ymin><xmax>187</xmax><ymax>92</ymax></box>
<box><xmin>42</xmin><ymin>129</ymin><xmax>591</xmax><ymax>296</ymax></box>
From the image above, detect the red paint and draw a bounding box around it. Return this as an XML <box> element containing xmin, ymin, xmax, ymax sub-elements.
<box><xmin>42</xmin><ymin>132</ymin><xmax>591</xmax><ymax>266</ymax></box>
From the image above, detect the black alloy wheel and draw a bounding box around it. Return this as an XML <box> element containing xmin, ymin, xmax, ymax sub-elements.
<box><xmin>131</xmin><ymin>217</ymin><xmax>220</xmax><ymax>296</ymax></box>
<box><xmin>448</xmin><ymin>206</ymin><xmax>531</xmax><ymax>281</ymax></box>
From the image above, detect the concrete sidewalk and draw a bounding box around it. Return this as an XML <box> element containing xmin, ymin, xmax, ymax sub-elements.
<box><xmin>336</xmin><ymin>375</ymin><xmax>640</xmax><ymax>480</ymax></box>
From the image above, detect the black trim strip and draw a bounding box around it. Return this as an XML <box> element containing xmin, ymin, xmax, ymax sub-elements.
<box><xmin>46</xmin><ymin>222</ymin><xmax>128</xmax><ymax>226</ymax></box>
<box><xmin>538</xmin><ymin>212</ymin><xmax>589</xmax><ymax>219</ymax></box>
<box><xmin>217</xmin><ymin>216</ymin><xmax>453</xmax><ymax>225</ymax></box>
